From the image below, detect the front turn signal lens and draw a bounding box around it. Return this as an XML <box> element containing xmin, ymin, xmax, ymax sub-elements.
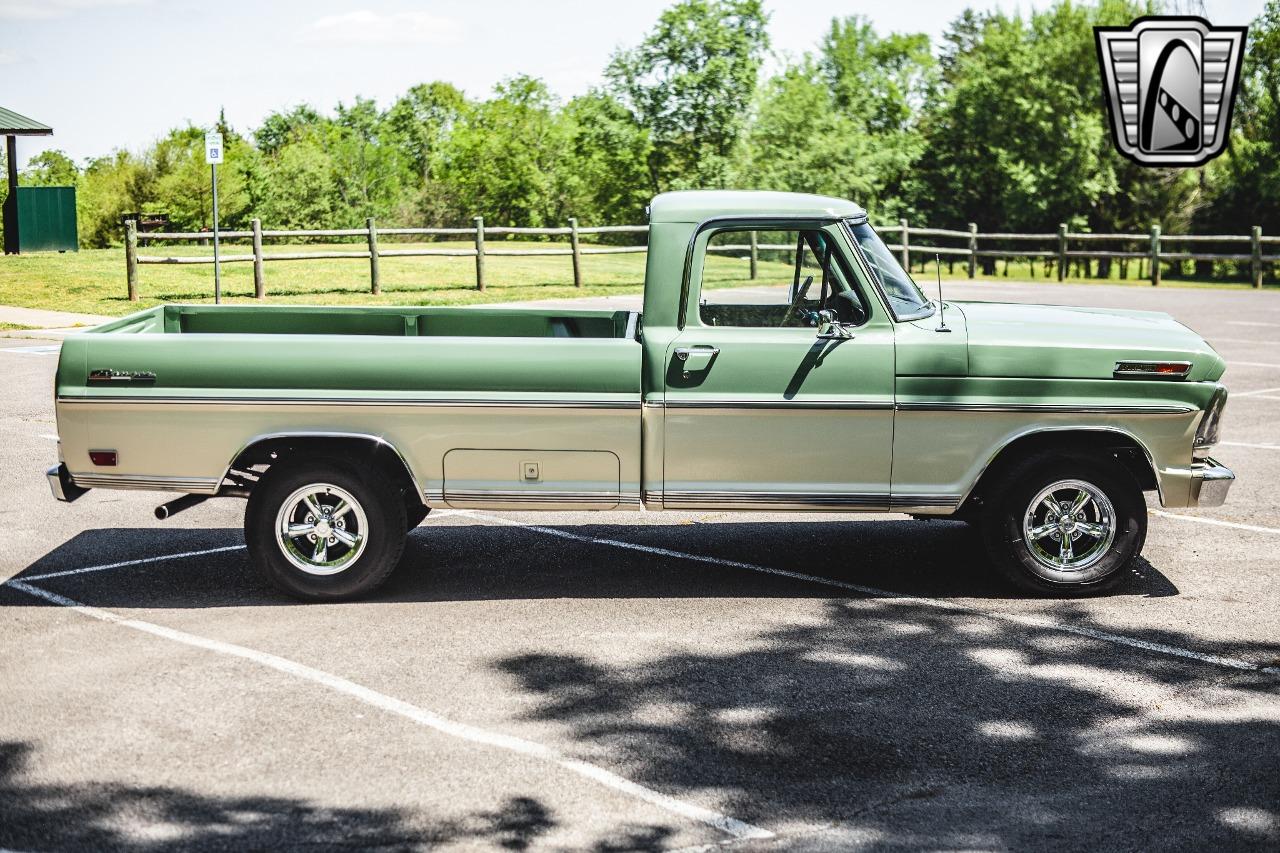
<box><xmin>1113</xmin><ymin>361</ymin><xmax>1192</xmax><ymax>379</ymax></box>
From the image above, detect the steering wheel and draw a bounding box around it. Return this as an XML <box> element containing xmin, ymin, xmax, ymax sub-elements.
<box><xmin>780</xmin><ymin>275</ymin><xmax>814</xmax><ymax>327</ymax></box>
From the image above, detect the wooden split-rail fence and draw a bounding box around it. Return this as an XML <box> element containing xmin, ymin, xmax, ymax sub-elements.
<box><xmin>123</xmin><ymin>217</ymin><xmax>1277</xmax><ymax>301</ymax></box>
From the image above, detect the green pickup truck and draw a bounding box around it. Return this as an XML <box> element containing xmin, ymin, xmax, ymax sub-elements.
<box><xmin>47</xmin><ymin>191</ymin><xmax>1233</xmax><ymax>600</ymax></box>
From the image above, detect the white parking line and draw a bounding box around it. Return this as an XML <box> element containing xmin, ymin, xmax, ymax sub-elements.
<box><xmin>455</xmin><ymin>511</ymin><xmax>1279</xmax><ymax>675</ymax></box>
<box><xmin>1220</xmin><ymin>441</ymin><xmax>1280</xmax><ymax>450</ymax></box>
<box><xmin>1</xmin><ymin>344</ymin><xmax>60</xmax><ymax>355</ymax></box>
<box><xmin>3</xmin><ymin>577</ymin><xmax>772</xmax><ymax>842</ymax></box>
<box><xmin>1150</xmin><ymin>510</ymin><xmax>1280</xmax><ymax>536</ymax></box>
<box><xmin>39</xmin><ymin>433</ymin><xmax>59</xmax><ymax>442</ymax></box>
<box><xmin>1231</xmin><ymin>395</ymin><xmax>1280</xmax><ymax>402</ymax></box>
<box><xmin>1227</xmin><ymin>321</ymin><xmax>1280</xmax><ymax>328</ymax></box>
<box><xmin>1227</xmin><ymin>361</ymin><xmax>1280</xmax><ymax>369</ymax></box>
<box><xmin>21</xmin><ymin>544</ymin><xmax>248</xmax><ymax>582</ymax></box>
<box><xmin>1231</xmin><ymin>387</ymin><xmax>1280</xmax><ymax>397</ymax></box>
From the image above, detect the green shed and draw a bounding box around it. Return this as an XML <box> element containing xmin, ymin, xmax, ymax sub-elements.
<box><xmin>2</xmin><ymin>106</ymin><xmax>76</xmax><ymax>254</ymax></box>
<box><xmin>16</xmin><ymin>186</ymin><xmax>78</xmax><ymax>252</ymax></box>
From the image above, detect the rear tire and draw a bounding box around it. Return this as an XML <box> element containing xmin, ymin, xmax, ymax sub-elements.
<box><xmin>246</xmin><ymin>456</ymin><xmax>406</xmax><ymax>601</ymax></box>
<box><xmin>979</xmin><ymin>450</ymin><xmax>1146</xmax><ymax>596</ymax></box>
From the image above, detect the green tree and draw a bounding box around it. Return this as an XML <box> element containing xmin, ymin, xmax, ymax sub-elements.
<box><xmin>738</xmin><ymin>59</ymin><xmax>873</xmax><ymax>201</ymax></box>
<box><xmin>607</xmin><ymin>0</ymin><xmax>770</xmax><ymax>190</ymax></box>
<box><xmin>559</xmin><ymin>91</ymin><xmax>653</xmax><ymax>224</ymax></box>
<box><xmin>1198</xmin><ymin>0</ymin><xmax>1280</xmax><ymax>234</ymax></box>
<box><xmin>76</xmin><ymin>150</ymin><xmax>147</xmax><ymax>247</ymax></box>
<box><xmin>322</xmin><ymin>97</ymin><xmax>406</xmax><ymax>224</ymax></box>
<box><xmin>259</xmin><ymin>137</ymin><xmax>337</xmax><ymax>229</ymax></box>
<box><xmin>911</xmin><ymin>5</ymin><xmax>1111</xmax><ymax>232</ymax></box>
<box><xmin>21</xmin><ymin>150</ymin><xmax>79</xmax><ymax>186</ymax></box>
<box><xmin>255</xmin><ymin>104</ymin><xmax>324</xmax><ymax>155</ymax></box>
<box><xmin>818</xmin><ymin>17</ymin><xmax>935</xmax><ymax>216</ymax></box>
<box><xmin>438</xmin><ymin>76</ymin><xmax>573</xmax><ymax>226</ymax></box>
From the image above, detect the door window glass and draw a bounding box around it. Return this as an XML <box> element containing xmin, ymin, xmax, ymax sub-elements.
<box><xmin>698</xmin><ymin>228</ymin><xmax>867</xmax><ymax>328</ymax></box>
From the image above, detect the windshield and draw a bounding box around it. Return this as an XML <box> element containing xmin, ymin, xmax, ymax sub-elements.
<box><xmin>845</xmin><ymin>221</ymin><xmax>932</xmax><ymax>320</ymax></box>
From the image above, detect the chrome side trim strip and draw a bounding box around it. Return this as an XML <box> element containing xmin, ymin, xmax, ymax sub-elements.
<box><xmin>441</xmin><ymin>488</ymin><xmax>638</xmax><ymax>508</ymax></box>
<box><xmin>58</xmin><ymin>395</ymin><xmax>642</xmax><ymax>410</ymax></box>
<box><xmin>895</xmin><ymin>402</ymin><xmax>1194</xmax><ymax>415</ymax></box>
<box><xmin>657</xmin><ymin>490</ymin><xmax>959</xmax><ymax>510</ymax></box>
<box><xmin>891</xmin><ymin>495</ymin><xmax>962</xmax><ymax>508</ymax></box>
<box><xmin>445</xmin><ymin>489</ymin><xmax>620</xmax><ymax>502</ymax></box>
<box><xmin>662</xmin><ymin>400</ymin><xmax>893</xmax><ymax>411</ymax></box>
<box><xmin>69</xmin><ymin>473</ymin><xmax>222</xmax><ymax>494</ymax></box>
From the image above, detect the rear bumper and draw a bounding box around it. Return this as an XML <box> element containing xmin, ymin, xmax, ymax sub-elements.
<box><xmin>1188</xmin><ymin>457</ymin><xmax>1234</xmax><ymax>508</ymax></box>
<box><xmin>46</xmin><ymin>463</ymin><xmax>88</xmax><ymax>503</ymax></box>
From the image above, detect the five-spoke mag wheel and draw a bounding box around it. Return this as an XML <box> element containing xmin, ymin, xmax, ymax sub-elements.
<box><xmin>275</xmin><ymin>484</ymin><xmax>369</xmax><ymax>575</ymax></box>
<box><xmin>981</xmin><ymin>451</ymin><xmax>1146</xmax><ymax>595</ymax></box>
<box><xmin>1021</xmin><ymin>479</ymin><xmax>1116</xmax><ymax>578</ymax></box>
<box><xmin>246</xmin><ymin>457</ymin><xmax>408</xmax><ymax>601</ymax></box>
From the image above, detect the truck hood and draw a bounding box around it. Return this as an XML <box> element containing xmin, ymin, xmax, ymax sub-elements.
<box><xmin>955</xmin><ymin>301</ymin><xmax>1226</xmax><ymax>382</ymax></box>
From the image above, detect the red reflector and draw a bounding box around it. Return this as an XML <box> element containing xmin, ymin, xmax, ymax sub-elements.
<box><xmin>89</xmin><ymin>450</ymin><xmax>117</xmax><ymax>466</ymax></box>
<box><xmin>1153</xmin><ymin>363</ymin><xmax>1183</xmax><ymax>374</ymax></box>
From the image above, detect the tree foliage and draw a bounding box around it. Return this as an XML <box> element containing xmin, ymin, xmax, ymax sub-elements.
<box><xmin>10</xmin><ymin>0</ymin><xmax>1276</xmax><ymax>256</ymax></box>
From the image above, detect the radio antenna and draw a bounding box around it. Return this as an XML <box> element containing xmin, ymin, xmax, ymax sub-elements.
<box><xmin>934</xmin><ymin>253</ymin><xmax>951</xmax><ymax>333</ymax></box>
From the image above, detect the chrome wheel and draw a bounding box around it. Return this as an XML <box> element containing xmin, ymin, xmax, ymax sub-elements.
<box><xmin>1021</xmin><ymin>479</ymin><xmax>1116</xmax><ymax>579</ymax></box>
<box><xmin>274</xmin><ymin>483</ymin><xmax>368</xmax><ymax>576</ymax></box>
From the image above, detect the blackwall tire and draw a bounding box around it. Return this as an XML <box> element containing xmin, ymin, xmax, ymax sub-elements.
<box><xmin>245</xmin><ymin>457</ymin><xmax>407</xmax><ymax>601</ymax></box>
<box><xmin>980</xmin><ymin>451</ymin><xmax>1147</xmax><ymax>596</ymax></box>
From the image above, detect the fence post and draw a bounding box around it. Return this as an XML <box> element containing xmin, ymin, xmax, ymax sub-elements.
<box><xmin>473</xmin><ymin>216</ymin><xmax>486</xmax><ymax>292</ymax></box>
<box><xmin>366</xmin><ymin>217</ymin><xmax>381</xmax><ymax>295</ymax></box>
<box><xmin>125</xmin><ymin>219</ymin><xmax>139</xmax><ymax>301</ymax></box>
<box><xmin>1150</xmin><ymin>223</ymin><xmax>1161</xmax><ymax>286</ymax></box>
<box><xmin>1252</xmin><ymin>226</ymin><xmax>1263</xmax><ymax>289</ymax></box>
<box><xmin>967</xmin><ymin>223</ymin><xmax>978</xmax><ymax>278</ymax></box>
<box><xmin>749</xmin><ymin>230</ymin><xmax>758</xmax><ymax>279</ymax></box>
<box><xmin>900</xmin><ymin>218</ymin><xmax>910</xmax><ymax>272</ymax></box>
<box><xmin>1057</xmin><ymin>223</ymin><xmax>1067</xmax><ymax>281</ymax></box>
<box><xmin>569</xmin><ymin>217</ymin><xmax>582</xmax><ymax>288</ymax></box>
<box><xmin>251</xmin><ymin>218</ymin><xmax>265</xmax><ymax>299</ymax></box>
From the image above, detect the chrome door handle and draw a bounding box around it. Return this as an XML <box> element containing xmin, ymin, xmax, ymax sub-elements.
<box><xmin>674</xmin><ymin>346</ymin><xmax>719</xmax><ymax>361</ymax></box>
<box><xmin>674</xmin><ymin>346</ymin><xmax>719</xmax><ymax>374</ymax></box>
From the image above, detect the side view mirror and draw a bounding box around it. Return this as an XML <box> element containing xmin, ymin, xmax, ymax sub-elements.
<box><xmin>816</xmin><ymin>309</ymin><xmax>855</xmax><ymax>341</ymax></box>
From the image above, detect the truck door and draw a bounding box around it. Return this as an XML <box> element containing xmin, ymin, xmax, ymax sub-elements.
<box><xmin>660</xmin><ymin>223</ymin><xmax>896</xmax><ymax>510</ymax></box>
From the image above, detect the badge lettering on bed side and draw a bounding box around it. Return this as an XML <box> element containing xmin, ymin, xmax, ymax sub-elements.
<box><xmin>88</xmin><ymin>369</ymin><xmax>157</xmax><ymax>383</ymax></box>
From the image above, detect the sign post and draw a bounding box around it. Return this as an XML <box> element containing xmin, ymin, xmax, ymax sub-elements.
<box><xmin>205</xmin><ymin>131</ymin><xmax>224</xmax><ymax>304</ymax></box>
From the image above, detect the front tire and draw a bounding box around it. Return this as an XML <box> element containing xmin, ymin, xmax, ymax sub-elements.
<box><xmin>980</xmin><ymin>451</ymin><xmax>1147</xmax><ymax>596</ymax></box>
<box><xmin>246</xmin><ymin>457</ymin><xmax>407</xmax><ymax>601</ymax></box>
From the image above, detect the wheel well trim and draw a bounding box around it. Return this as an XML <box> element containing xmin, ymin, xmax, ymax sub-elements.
<box><xmin>222</xmin><ymin>431</ymin><xmax>427</xmax><ymax>506</ymax></box>
<box><xmin>958</xmin><ymin>425</ymin><xmax>1163</xmax><ymax>509</ymax></box>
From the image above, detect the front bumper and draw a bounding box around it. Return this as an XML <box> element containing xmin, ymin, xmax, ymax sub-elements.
<box><xmin>47</xmin><ymin>463</ymin><xmax>88</xmax><ymax>503</ymax></box>
<box><xmin>1189</xmin><ymin>457</ymin><xmax>1234</xmax><ymax>508</ymax></box>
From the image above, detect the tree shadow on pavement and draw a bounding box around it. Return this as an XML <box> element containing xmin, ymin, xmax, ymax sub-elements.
<box><xmin>5</xmin><ymin>516</ymin><xmax>1177</xmax><ymax>609</ymax></box>
<box><xmin>0</xmin><ymin>740</ymin><xmax>555</xmax><ymax>852</ymax></box>
<box><xmin>491</xmin><ymin>597</ymin><xmax>1280</xmax><ymax>851</ymax></box>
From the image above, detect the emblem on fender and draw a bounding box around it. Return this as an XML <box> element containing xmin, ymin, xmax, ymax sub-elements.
<box><xmin>88</xmin><ymin>369</ymin><xmax>157</xmax><ymax>383</ymax></box>
<box><xmin>1094</xmin><ymin>16</ymin><xmax>1247</xmax><ymax>167</ymax></box>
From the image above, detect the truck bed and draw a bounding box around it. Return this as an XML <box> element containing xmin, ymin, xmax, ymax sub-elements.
<box><xmin>93</xmin><ymin>304</ymin><xmax>638</xmax><ymax>340</ymax></box>
<box><xmin>54</xmin><ymin>304</ymin><xmax>645</xmax><ymax>508</ymax></box>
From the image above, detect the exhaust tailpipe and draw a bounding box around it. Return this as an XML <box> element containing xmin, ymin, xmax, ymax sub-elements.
<box><xmin>155</xmin><ymin>494</ymin><xmax>208</xmax><ymax>520</ymax></box>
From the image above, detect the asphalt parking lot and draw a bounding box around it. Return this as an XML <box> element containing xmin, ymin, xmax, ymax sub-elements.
<box><xmin>1</xmin><ymin>281</ymin><xmax>1278</xmax><ymax>851</ymax></box>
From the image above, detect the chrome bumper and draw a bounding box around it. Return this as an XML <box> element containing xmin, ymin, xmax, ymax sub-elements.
<box><xmin>47</xmin><ymin>463</ymin><xmax>88</xmax><ymax>503</ymax></box>
<box><xmin>1189</xmin><ymin>457</ymin><xmax>1234</xmax><ymax>508</ymax></box>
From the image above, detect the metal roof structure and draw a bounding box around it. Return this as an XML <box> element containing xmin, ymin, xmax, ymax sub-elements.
<box><xmin>0</xmin><ymin>106</ymin><xmax>53</xmax><ymax>136</ymax></box>
<box><xmin>649</xmin><ymin>190</ymin><xmax>866</xmax><ymax>225</ymax></box>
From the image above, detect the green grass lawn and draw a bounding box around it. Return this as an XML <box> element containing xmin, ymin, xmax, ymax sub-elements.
<box><xmin>0</xmin><ymin>239</ymin><xmax>1270</xmax><ymax>319</ymax></box>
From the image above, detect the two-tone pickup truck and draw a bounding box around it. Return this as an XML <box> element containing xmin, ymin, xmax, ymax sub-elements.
<box><xmin>47</xmin><ymin>191</ymin><xmax>1233</xmax><ymax>600</ymax></box>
